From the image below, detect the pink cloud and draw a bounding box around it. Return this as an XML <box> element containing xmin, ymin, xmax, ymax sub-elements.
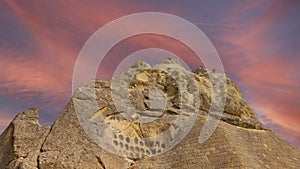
<box><xmin>1</xmin><ymin>0</ymin><xmax>299</xmax><ymax>148</ymax></box>
<box><xmin>211</xmin><ymin>0</ymin><xmax>300</xmax><ymax>145</ymax></box>
<box><xmin>98</xmin><ymin>34</ymin><xmax>202</xmax><ymax>79</ymax></box>
<box><xmin>0</xmin><ymin>51</ymin><xmax>70</xmax><ymax>107</ymax></box>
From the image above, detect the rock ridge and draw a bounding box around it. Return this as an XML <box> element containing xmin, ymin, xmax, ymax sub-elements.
<box><xmin>0</xmin><ymin>58</ymin><xmax>299</xmax><ymax>169</ymax></box>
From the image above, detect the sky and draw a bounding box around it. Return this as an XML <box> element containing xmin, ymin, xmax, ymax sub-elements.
<box><xmin>0</xmin><ymin>0</ymin><xmax>299</xmax><ymax>148</ymax></box>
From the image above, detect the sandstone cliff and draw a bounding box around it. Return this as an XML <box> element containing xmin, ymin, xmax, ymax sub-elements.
<box><xmin>0</xmin><ymin>59</ymin><xmax>299</xmax><ymax>169</ymax></box>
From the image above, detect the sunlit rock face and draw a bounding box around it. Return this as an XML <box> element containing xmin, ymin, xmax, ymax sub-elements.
<box><xmin>0</xmin><ymin>59</ymin><xmax>299</xmax><ymax>169</ymax></box>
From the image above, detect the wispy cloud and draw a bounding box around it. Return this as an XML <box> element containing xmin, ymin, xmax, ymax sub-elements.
<box><xmin>210</xmin><ymin>0</ymin><xmax>300</xmax><ymax>147</ymax></box>
<box><xmin>0</xmin><ymin>0</ymin><xmax>299</xmax><ymax>148</ymax></box>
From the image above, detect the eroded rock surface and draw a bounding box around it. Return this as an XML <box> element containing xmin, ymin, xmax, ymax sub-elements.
<box><xmin>0</xmin><ymin>108</ymin><xmax>51</xmax><ymax>169</ymax></box>
<box><xmin>0</xmin><ymin>59</ymin><xmax>299</xmax><ymax>169</ymax></box>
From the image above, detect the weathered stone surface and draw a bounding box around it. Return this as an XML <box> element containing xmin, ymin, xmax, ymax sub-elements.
<box><xmin>0</xmin><ymin>108</ymin><xmax>51</xmax><ymax>169</ymax></box>
<box><xmin>0</xmin><ymin>58</ymin><xmax>299</xmax><ymax>168</ymax></box>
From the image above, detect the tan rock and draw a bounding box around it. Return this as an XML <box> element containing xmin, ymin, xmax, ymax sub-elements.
<box><xmin>0</xmin><ymin>59</ymin><xmax>299</xmax><ymax>168</ymax></box>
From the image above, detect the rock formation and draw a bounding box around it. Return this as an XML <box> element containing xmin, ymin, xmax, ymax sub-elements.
<box><xmin>0</xmin><ymin>59</ymin><xmax>299</xmax><ymax>169</ymax></box>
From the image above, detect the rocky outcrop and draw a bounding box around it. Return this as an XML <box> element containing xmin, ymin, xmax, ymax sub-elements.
<box><xmin>0</xmin><ymin>59</ymin><xmax>299</xmax><ymax>168</ymax></box>
<box><xmin>0</xmin><ymin>108</ymin><xmax>51</xmax><ymax>169</ymax></box>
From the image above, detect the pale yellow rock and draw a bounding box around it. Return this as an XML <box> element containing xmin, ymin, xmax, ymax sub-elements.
<box><xmin>135</xmin><ymin>72</ymin><xmax>149</xmax><ymax>83</ymax></box>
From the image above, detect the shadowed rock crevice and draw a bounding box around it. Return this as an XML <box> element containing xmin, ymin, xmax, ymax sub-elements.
<box><xmin>95</xmin><ymin>156</ymin><xmax>106</xmax><ymax>169</ymax></box>
<box><xmin>37</xmin><ymin>125</ymin><xmax>53</xmax><ymax>169</ymax></box>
